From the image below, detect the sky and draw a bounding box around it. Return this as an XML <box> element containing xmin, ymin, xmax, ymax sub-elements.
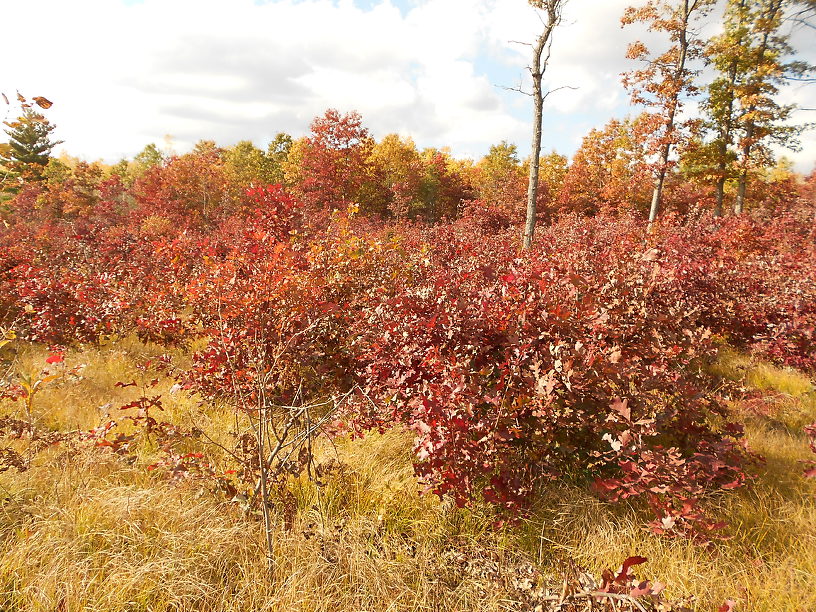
<box><xmin>2</xmin><ymin>0</ymin><xmax>814</xmax><ymax>172</ymax></box>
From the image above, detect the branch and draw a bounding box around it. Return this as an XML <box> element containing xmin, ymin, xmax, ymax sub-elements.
<box><xmin>542</xmin><ymin>85</ymin><xmax>578</xmax><ymax>100</ymax></box>
<box><xmin>498</xmin><ymin>84</ymin><xmax>532</xmax><ymax>97</ymax></box>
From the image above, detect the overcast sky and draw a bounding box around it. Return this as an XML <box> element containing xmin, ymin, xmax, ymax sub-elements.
<box><xmin>2</xmin><ymin>0</ymin><xmax>814</xmax><ymax>172</ymax></box>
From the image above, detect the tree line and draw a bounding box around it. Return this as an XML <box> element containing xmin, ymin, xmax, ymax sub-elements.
<box><xmin>1</xmin><ymin>0</ymin><xmax>813</xmax><ymax>238</ymax></box>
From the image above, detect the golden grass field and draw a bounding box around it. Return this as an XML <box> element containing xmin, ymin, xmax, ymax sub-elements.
<box><xmin>0</xmin><ymin>339</ymin><xmax>814</xmax><ymax>611</ymax></box>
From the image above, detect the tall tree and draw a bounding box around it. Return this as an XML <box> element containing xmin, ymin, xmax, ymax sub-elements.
<box><xmin>476</xmin><ymin>141</ymin><xmax>526</xmax><ymax>219</ymax></box>
<box><xmin>130</xmin><ymin>143</ymin><xmax>165</xmax><ymax>181</ymax></box>
<box><xmin>224</xmin><ymin>140</ymin><xmax>270</xmax><ymax>188</ymax></box>
<box><xmin>523</xmin><ymin>0</ymin><xmax>569</xmax><ymax>250</ymax></box>
<box><xmin>622</xmin><ymin>0</ymin><xmax>713</xmax><ymax>225</ymax></box>
<box><xmin>417</xmin><ymin>148</ymin><xmax>473</xmax><ymax>222</ymax></box>
<box><xmin>533</xmin><ymin>151</ymin><xmax>569</xmax><ymax>216</ymax></box>
<box><xmin>701</xmin><ymin>0</ymin><xmax>751</xmax><ymax>216</ymax></box>
<box><xmin>731</xmin><ymin>0</ymin><xmax>810</xmax><ymax>214</ymax></box>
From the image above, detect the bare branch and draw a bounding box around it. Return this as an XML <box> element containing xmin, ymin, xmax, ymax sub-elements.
<box><xmin>498</xmin><ymin>84</ymin><xmax>533</xmax><ymax>96</ymax></box>
<box><xmin>542</xmin><ymin>84</ymin><xmax>578</xmax><ymax>100</ymax></box>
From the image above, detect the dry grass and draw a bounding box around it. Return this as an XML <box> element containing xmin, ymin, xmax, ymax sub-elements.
<box><xmin>0</xmin><ymin>341</ymin><xmax>814</xmax><ymax>611</ymax></box>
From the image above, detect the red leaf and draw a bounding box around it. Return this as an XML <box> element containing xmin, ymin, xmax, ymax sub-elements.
<box><xmin>629</xmin><ymin>581</ymin><xmax>651</xmax><ymax>597</ymax></box>
<box><xmin>46</xmin><ymin>353</ymin><xmax>64</xmax><ymax>364</ymax></box>
<box><xmin>718</xmin><ymin>599</ymin><xmax>736</xmax><ymax>612</ymax></box>
<box><xmin>621</xmin><ymin>555</ymin><xmax>648</xmax><ymax>572</ymax></box>
<box><xmin>616</xmin><ymin>555</ymin><xmax>648</xmax><ymax>583</ymax></box>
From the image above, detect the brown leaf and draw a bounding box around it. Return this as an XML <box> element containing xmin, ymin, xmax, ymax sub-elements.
<box><xmin>33</xmin><ymin>96</ymin><xmax>53</xmax><ymax>109</ymax></box>
<box><xmin>611</xmin><ymin>397</ymin><xmax>630</xmax><ymax>421</ymax></box>
<box><xmin>1</xmin><ymin>93</ymin><xmax>8</xmax><ymax>105</ymax></box>
<box><xmin>642</xmin><ymin>248</ymin><xmax>661</xmax><ymax>262</ymax></box>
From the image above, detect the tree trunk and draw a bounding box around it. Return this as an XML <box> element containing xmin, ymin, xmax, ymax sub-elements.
<box><xmin>523</xmin><ymin>66</ymin><xmax>544</xmax><ymax>249</ymax></box>
<box><xmin>714</xmin><ymin>175</ymin><xmax>726</xmax><ymax>216</ymax></box>
<box><xmin>735</xmin><ymin>157</ymin><xmax>749</xmax><ymax>214</ymax></box>
<box><xmin>522</xmin><ymin>1</ymin><xmax>563</xmax><ymax>250</ymax></box>
<box><xmin>648</xmin><ymin>144</ymin><xmax>671</xmax><ymax>226</ymax></box>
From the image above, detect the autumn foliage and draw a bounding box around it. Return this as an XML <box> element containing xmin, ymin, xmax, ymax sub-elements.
<box><xmin>1</xmin><ymin>78</ymin><xmax>815</xmax><ymax>557</ymax></box>
<box><xmin>1</xmin><ymin>118</ymin><xmax>815</xmax><ymax>543</ymax></box>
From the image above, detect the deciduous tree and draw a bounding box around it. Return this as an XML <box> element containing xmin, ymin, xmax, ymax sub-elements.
<box><xmin>370</xmin><ymin>134</ymin><xmax>424</xmax><ymax>219</ymax></box>
<box><xmin>558</xmin><ymin>117</ymin><xmax>652</xmax><ymax>216</ymax></box>
<box><xmin>701</xmin><ymin>0</ymin><xmax>751</xmax><ymax>215</ymax></box>
<box><xmin>417</xmin><ymin>148</ymin><xmax>473</xmax><ymax>222</ymax></box>
<box><xmin>265</xmin><ymin>132</ymin><xmax>293</xmax><ymax>186</ymax></box>
<box><xmin>224</xmin><ymin>140</ymin><xmax>271</xmax><ymax>188</ymax></box>
<box><xmin>622</xmin><ymin>0</ymin><xmax>713</xmax><ymax>225</ymax></box>
<box><xmin>474</xmin><ymin>141</ymin><xmax>526</xmax><ymax>222</ymax></box>
<box><xmin>293</xmin><ymin>109</ymin><xmax>377</xmax><ymax>212</ymax></box>
<box><xmin>731</xmin><ymin>0</ymin><xmax>811</xmax><ymax>214</ymax></box>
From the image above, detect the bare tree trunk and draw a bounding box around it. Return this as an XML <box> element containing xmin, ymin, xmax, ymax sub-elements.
<box><xmin>523</xmin><ymin>0</ymin><xmax>565</xmax><ymax>250</ymax></box>
<box><xmin>524</xmin><ymin>64</ymin><xmax>544</xmax><ymax>249</ymax></box>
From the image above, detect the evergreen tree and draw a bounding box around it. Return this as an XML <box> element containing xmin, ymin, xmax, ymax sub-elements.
<box><xmin>1</xmin><ymin>108</ymin><xmax>62</xmax><ymax>193</ymax></box>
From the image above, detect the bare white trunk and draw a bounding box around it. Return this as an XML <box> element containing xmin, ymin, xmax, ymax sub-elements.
<box><xmin>522</xmin><ymin>1</ymin><xmax>565</xmax><ymax>250</ymax></box>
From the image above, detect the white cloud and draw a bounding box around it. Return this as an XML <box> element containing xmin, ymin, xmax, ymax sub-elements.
<box><xmin>1</xmin><ymin>0</ymin><xmax>813</xmax><ymax>172</ymax></box>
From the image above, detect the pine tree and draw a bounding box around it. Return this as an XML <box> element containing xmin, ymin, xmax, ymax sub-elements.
<box><xmin>1</xmin><ymin>107</ymin><xmax>62</xmax><ymax>193</ymax></box>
